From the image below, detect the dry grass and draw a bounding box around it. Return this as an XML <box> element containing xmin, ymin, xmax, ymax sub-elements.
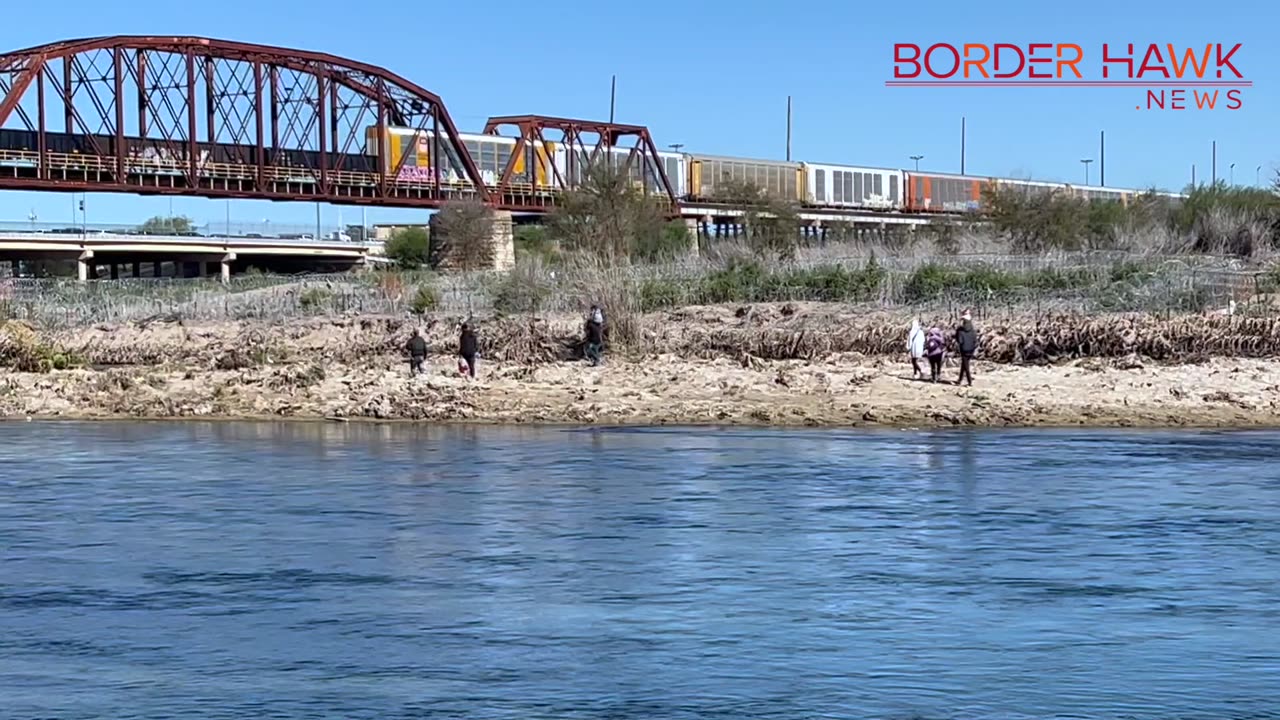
<box><xmin>10</xmin><ymin>301</ymin><xmax>1280</xmax><ymax>375</ymax></box>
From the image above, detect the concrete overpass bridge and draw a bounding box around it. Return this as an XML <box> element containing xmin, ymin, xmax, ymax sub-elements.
<box><xmin>0</xmin><ymin>230</ymin><xmax>374</xmax><ymax>280</ymax></box>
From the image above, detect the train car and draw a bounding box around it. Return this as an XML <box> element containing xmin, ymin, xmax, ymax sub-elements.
<box><xmin>558</xmin><ymin>146</ymin><xmax>686</xmax><ymax>198</ymax></box>
<box><xmin>364</xmin><ymin>126</ymin><xmax>555</xmax><ymax>189</ymax></box>
<box><xmin>803</xmin><ymin>163</ymin><xmax>905</xmax><ymax>211</ymax></box>
<box><xmin>686</xmin><ymin>153</ymin><xmax>803</xmax><ymax>204</ymax></box>
<box><xmin>904</xmin><ymin>171</ymin><xmax>998</xmax><ymax>213</ymax></box>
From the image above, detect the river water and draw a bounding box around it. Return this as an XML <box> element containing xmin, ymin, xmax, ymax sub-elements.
<box><xmin>1</xmin><ymin>422</ymin><xmax>1277</xmax><ymax>719</ymax></box>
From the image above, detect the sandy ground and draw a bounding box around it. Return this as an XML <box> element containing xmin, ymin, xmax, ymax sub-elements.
<box><xmin>3</xmin><ymin>350</ymin><xmax>1279</xmax><ymax>428</ymax></box>
<box><xmin>3</xmin><ymin>304</ymin><xmax>1280</xmax><ymax>427</ymax></box>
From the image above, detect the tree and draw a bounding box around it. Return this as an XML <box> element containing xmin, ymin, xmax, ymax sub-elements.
<box><xmin>713</xmin><ymin>177</ymin><xmax>801</xmax><ymax>262</ymax></box>
<box><xmin>548</xmin><ymin>162</ymin><xmax>669</xmax><ymax>263</ymax></box>
<box><xmin>429</xmin><ymin>199</ymin><xmax>496</xmax><ymax>271</ymax></box>
<box><xmin>138</xmin><ymin>215</ymin><xmax>194</xmax><ymax>235</ymax></box>
<box><xmin>383</xmin><ymin>226</ymin><xmax>431</xmax><ymax>269</ymax></box>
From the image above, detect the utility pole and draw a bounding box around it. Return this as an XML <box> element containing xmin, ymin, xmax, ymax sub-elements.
<box><xmin>609</xmin><ymin>75</ymin><xmax>616</xmax><ymax>124</ymax></box>
<box><xmin>1099</xmin><ymin>130</ymin><xmax>1105</xmax><ymax>186</ymax></box>
<box><xmin>1080</xmin><ymin>158</ymin><xmax>1093</xmax><ymax>185</ymax></box>
<box><xmin>785</xmin><ymin>96</ymin><xmax>792</xmax><ymax>162</ymax></box>
<box><xmin>669</xmin><ymin>143</ymin><xmax>684</xmax><ymax>153</ymax></box>
<box><xmin>225</xmin><ymin>200</ymin><xmax>230</xmax><ymax>236</ymax></box>
<box><xmin>1211</xmin><ymin>140</ymin><xmax>1216</xmax><ymax>185</ymax></box>
<box><xmin>960</xmin><ymin>116</ymin><xmax>966</xmax><ymax>175</ymax></box>
<box><xmin>1257</xmin><ymin>165</ymin><xmax>1263</xmax><ymax>187</ymax></box>
<box><xmin>315</xmin><ymin>202</ymin><xmax>321</xmax><ymax>240</ymax></box>
<box><xmin>910</xmin><ymin>154</ymin><xmax>923</xmax><ymax>171</ymax></box>
<box><xmin>1192</xmin><ymin>164</ymin><xmax>1196</xmax><ymax>187</ymax></box>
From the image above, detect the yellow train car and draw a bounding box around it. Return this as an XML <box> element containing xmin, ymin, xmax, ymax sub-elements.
<box><xmin>364</xmin><ymin>125</ymin><xmax>554</xmax><ymax>189</ymax></box>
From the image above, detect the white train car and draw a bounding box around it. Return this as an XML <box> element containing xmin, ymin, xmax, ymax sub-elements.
<box><xmin>803</xmin><ymin>163</ymin><xmax>905</xmax><ymax>211</ymax></box>
<box><xmin>554</xmin><ymin>145</ymin><xmax>686</xmax><ymax>198</ymax></box>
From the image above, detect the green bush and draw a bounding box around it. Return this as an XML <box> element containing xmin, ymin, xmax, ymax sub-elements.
<box><xmin>384</xmin><ymin>226</ymin><xmax>431</xmax><ymax>269</ymax></box>
<box><xmin>411</xmin><ymin>285</ymin><xmax>441</xmax><ymax>314</ymax></box>
<box><xmin>298</xmin><ymin>287</ymin><xmax>332</xmax><ymax>310</ymax></box>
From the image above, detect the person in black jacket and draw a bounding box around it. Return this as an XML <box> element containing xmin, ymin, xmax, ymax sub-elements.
<box><xmin>584</xmin><ymin>305</ymin><xmax>605</xmax><ymax>366</ymax></box>
<box><xmin>458</xmin><ymin>321</ymin><xmax>478</xmax><ymax>379</ymax></box>
<box><xmin>955</xmin><ymin>310</ymin><xmax>979</xmax><ymax>386</ymax></box>
<box><xmin>406</xmin><ymin>328</ymin><xmax>427</xmax><ymax>376</ymax></box>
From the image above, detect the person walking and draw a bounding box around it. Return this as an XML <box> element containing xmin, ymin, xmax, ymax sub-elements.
<box><xmin>458</xmin><ymin>321</ymin><xmax>478</xmax><ymax>379</ymax></box>
<box><xmin>955</xmin><ymin>310</ymin><xmax>979</xmax><ymax>386</ymax></box>
<box><xmin>907</xmin><ymin>317</ymin><xmax>926</xmax><ymax>380</ymax></box>
<box><xmin>925</xmin><ymin>324</ymin><xmax>946</xmax><ymax>383</ymax></box>
<box><xmin>406</xmin><ymin>328</ymin><xmax>427</xmax><ymax>376</ymax></box>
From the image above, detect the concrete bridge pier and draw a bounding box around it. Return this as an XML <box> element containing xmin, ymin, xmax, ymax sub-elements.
<box><xmin>221</xmin><ymin>253</ymin><xmax>236</xmax><ymax>283</ymax></box>
<box><xmin>77</xmin><ymin>249</ymin><xmax>94</xmax><ymax>282</ymax></box>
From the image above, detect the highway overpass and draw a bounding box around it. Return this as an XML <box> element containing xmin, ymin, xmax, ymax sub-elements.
<box><xmin>0</xmin><ymin>230</ymin><xmax>377</xmax><ymax>281</ymax></box>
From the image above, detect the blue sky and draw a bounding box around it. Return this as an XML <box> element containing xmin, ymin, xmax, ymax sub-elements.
<box><xmin>0</xmin><ymin>0</ymin><xmax>1274</xmax><ymax>230</ymax></box>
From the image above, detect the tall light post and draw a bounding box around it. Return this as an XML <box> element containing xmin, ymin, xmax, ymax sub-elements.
<box><xmin>1080</xmin><ymin>158</ymin><xmax>1094</xmax><ymax>185</ymax></box>
<box><xmin>910</xmin><ymin>154</ymin><xmax>923</xmax><ymax>171</ymax></box>
<box><xmin>1258</xmin><ymin>165</ymin><xmax>1263</xmax><ymax>187</ymax></box>
<box><xmin>1230</xmin><ymin>163</ymin><xmax>1235</xmax><ymax>185</ymax></box>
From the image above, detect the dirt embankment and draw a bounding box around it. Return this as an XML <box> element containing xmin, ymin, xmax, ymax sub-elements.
<box><xmin>2</xmin><ymin>303</ymin><xmax>1280</xmax><ymax>428</ymax></box>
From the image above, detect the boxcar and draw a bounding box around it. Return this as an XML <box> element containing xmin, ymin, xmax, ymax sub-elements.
<box><xmin>558</xmin><ymin>146</ymin><xmax>686</xmax><ymax>198</ymax></box>
<box><xmin>364</xmin><ymin>126</ymin><xmax>555</xmax><ymax>188</ymax></box>
<box><xmin>686</xmin><ymin>153</ymin><xmax>803</xmax><ymax>203</ymax></box>
<box><xmin>904</xmin><ymin>171</ymin><xmax>991</xmax><ymax>213</ymax></box>
<box><xmin>804</xmin><ymin>163</ymin><xmax>904</xmax><ymax>210</ymax></box>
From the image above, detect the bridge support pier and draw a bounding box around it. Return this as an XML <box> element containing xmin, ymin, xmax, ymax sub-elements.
<box><xmin>683</xmin><ymin>218</ymin><xmax>701</xmax><ymax>258</ymax></box>
<box><xmin>428</xmin><ymin>209</ymin><xmax>514</xmax><ymax>271</ymax></box>
<box><xmin>221</xmin><ymin>253</ymin><xmax>236</xmax><ymax>284</ymax></box>
<box><xmin>77</xmin><ymin>250</ymin><xmax>94</xmax><ymax>283</ymax></box>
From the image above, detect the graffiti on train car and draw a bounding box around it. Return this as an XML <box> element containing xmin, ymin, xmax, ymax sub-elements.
<box><xmin>126</xmin><ymin>145</ymin><xmax>210</xmax><ymax>173</ymax></box>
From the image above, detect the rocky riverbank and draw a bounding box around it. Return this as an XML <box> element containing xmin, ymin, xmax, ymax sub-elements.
<box><xmin>3</xmin><ymin>303</ymin><xmax>1280</xmax><ymax>428</ymax></box>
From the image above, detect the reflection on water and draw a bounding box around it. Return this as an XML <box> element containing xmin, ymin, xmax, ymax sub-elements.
<box><xmin>1</xmin><ymin>421</ymin><xmax>1278</xmax><ymax>719</ymax></box>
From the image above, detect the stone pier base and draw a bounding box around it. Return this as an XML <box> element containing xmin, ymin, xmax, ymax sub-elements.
<box><xmin>429</xmin><ymin>209</ymin><xmax>515</xmax><ymax>272</ymax></box>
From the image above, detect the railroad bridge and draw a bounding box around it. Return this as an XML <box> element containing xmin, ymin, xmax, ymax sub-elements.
<box><xmin>0</xmin><ymin>36</ymin><xmax>925</xmax><ymax>278</ymax></box>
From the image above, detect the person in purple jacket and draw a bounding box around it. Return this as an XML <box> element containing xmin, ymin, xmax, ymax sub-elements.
<box><xmin>925</xmin><ymin>324</ymin><xmax>946</xmax><ymax>383</ymax></box>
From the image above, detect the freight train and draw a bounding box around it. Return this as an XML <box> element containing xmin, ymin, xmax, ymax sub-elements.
<box><xmin>0</xmin><ymin>126</ymin><xmax>1181</xmax><ymax>213</ymax></box>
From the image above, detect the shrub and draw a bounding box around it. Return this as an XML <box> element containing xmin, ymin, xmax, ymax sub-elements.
<box><xmin>384</xmin><ymin>226</ymin><xmax>431</xmax><ymax>269</ymax></box>
<box><xmin>411</xmin><ymin>285</ymin><xmax>441</xmax><ymax>314</ymax></box>
<box><xmin>298</xmin><ymin>287</ymin><xmax>332</xmax><ymax>310</ymax></box>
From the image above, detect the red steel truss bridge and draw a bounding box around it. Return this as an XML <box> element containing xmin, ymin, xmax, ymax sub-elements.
<box><xmin>0</xmin><ymin>36</ymin><xmax>679</xmax><ymax>212</ymax></box>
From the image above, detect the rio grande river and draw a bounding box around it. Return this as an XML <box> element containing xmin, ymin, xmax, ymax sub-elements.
<box><xmin>1</xmin><ymin>421</ymin><xmax>1277</xmax><ymax>719</ymax></box>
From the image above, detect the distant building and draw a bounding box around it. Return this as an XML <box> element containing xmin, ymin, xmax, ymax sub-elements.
<box><xmin>371</xmin><ymin>223</ymin><xmax>429</xmax><ymax>241</ymax></box>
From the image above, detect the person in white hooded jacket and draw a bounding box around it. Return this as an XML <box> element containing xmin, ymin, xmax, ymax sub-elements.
<box><xmin>907</xmin><ymin>318</ymin><xmax>926</xmax><ymax>380</ymax></box>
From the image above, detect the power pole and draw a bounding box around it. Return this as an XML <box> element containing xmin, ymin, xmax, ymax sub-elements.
<box><xmin>960</xmin><ymin>116</ymin><xmax>966</xmax><ymax>175</ymax></box>
<box><xmin>609</xmin><ymin>75</ymin><xmax>616</xmax><ymax>124</ymax></box>
<box><xmin>785</xmin><ymin>96</ymin><xmax>792</xmax><ymax>162</ymax></box>
<box><xmin>1211</xmin><ymin>140</ymin><xmax>1216</xmax><ymax>185</ymax></box>
<box><xmin>1099</xmin><ymin>130</ymin><xmax>1105</xmax><ymax>186</ymax></box>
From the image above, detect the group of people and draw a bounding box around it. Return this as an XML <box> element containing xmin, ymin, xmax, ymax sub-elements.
<box><xmin>907</xmin><ymin>311</ymin><xmax>980</xmax><ymax>386</ymax></box>
<box><xmin>404</xmin><ymin>304</ymin><xmax>609</xmax><ymax>378</ymax></box>
<box><xmin>404</xmin><ymin>304</ymin><xmax>979</xmax><ymax>387</ymax></box>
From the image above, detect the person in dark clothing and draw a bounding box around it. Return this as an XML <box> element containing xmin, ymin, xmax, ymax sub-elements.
<box><xmin>584</xmin><ymin>304</ymin><xmax>605</xmax><ymax>366</ymax></box>
<box><xmin>458</xmin><ymin>322</ymin><xmax>478</xmax><ymax>379</ymax></box>
<box><xmin>924</xmin><ymin>325</ymin><xmax>946</xmax><ymax>383</ymax></box>
<box><xmin>955</xmin><ymin>310</ymin><xmax>979</xmax><ymax>386</ymax></box>
<box><xmin>406</xmin><ymin>328</ymin><xmax>427</xmax><ymax>376</ymax></box>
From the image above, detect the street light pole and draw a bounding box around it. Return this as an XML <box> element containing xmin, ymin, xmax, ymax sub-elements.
<box><xmin>910</xmin><ymin>154</ymin><xmax>924</xmax><ymax>171</ymax></box>
<box><xmin>1080</xmin><ymin>158</ymin><xmax>1093</xmax><ymax>185</ymax></box>
<box><xmin>1258</xmin><ymin>165</ymin><xmax>1263</xmax><ymax>187</ymax></box>
<box><xmin>1230</xmin><ymin>163</ymin><xmax>1235</xmax><ymax>186</ymax></box>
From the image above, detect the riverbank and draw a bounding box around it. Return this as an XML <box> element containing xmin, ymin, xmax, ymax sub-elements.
<box><xmin>3</xmin><ymin>304</ymin><xmax>1280</xmax><ymax>428</ymax></box>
